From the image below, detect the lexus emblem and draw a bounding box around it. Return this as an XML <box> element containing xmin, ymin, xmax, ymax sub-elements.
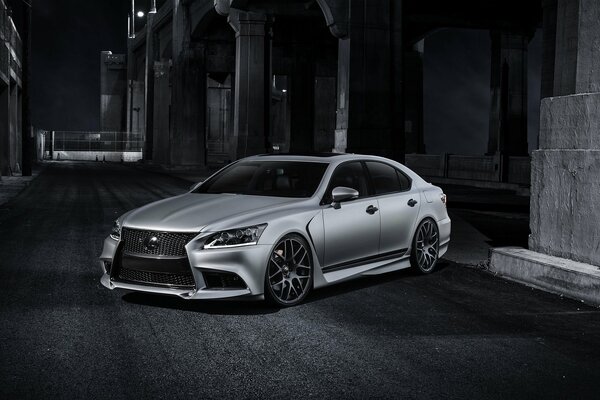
<box><xmin>144</xmin><ymin>236</ymin><xmax>159</xmax><ymax>250</ymax></box>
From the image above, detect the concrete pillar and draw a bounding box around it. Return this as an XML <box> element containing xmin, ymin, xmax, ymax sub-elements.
<box><xmin>0</xmin><ymin>83</ymin><xmax>8</xmax><ymax>175</ymax></box>
<box><xmin>228</xmin><ymin>10</ymin><xmax>271</xmax><ymax>158</ymax></box>
<box><xmin>404</xmin><ymin>41</ymin><xmax>425</xmax><ymax>154</ymax></box>
<box><xmin>100</xmin><ymin>52</ymin><xmax>127</xmax><ymax>132</ymax></box>
<box><xmin>170</xmin><ymin>0</ymin><xmax>207</xmax><ymax>166</ymax></box>
<box><xmin>126</xmin><ymin>39</ymin><xmax>134</xmax><ymax>138</ymax></box>
<box><xmin>334</xmin><ymin>0</ymin><xmax>404</xmax><ymax>161</ymax></box>
<box><xmin>487</xmin><ymin>32</ymin><xmax>529</xmax><ymax>160</ymax></box>
<box><xmin>9</xmin><ymin>82</ymin><xmax>18</xmax><ymax>172</ymax></box>
<box><xmin>541</xmin><ymin>0</ymin><xmax>558</xmax><ymax>98</ymax></box>
<box><xmin>152</xmin><ymin>60</ymin><xmax>171</xmax><ymax>165</ymax></box>
<box><xmin>16</xmin><ymin>87</ymin><xmax>22</xmax><ymax>172</ymax></box>
<box><xmin>289</xmin><ymin>45</ymin><xmax>314</xmax><ymax>152</ymax></box>
<box><xmin>529</xmin><ymin>0</ymin><xmax>600</xmax><ymax>266</ymax></box>
<box><xmin>144</xmin><ymin>14</ymin><xmax>157</xmax><ymax>161</ymax></box>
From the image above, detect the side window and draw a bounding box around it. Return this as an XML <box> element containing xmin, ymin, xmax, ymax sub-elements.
<box><xmin>325</xmin><ymin>162</ymin><xmax>369</xmax><ymax>202</ymax></box>
<box><xmin>366</xmin><ymin>161</ymin><xmax>410</xmax><ymax>195</ymax></box>
<box><xmin>396</xmin><ymin>169</ymin><xmax>411</xmax><ymax>191</ymax></box>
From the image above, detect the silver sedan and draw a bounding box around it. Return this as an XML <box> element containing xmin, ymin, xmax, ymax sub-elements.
<box><xmin>99</xmin><ymin>153</ymin><xmax>451</xmax><ymax>306</ymax></box>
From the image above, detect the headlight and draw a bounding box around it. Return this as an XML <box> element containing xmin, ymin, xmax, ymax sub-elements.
<box><xmin>110</xmin><ymin>219</ymin><xmax>121</xmax><ymax>241</ymax></box>
<box><xmin>204</xmin><ymin>224</ymin><xmax>267</xmax><ymax>249</ymax></box>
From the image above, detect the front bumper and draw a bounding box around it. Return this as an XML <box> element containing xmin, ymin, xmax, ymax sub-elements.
<box><xmin>99</xmin><ymin>235</ymin><xmax>271</xmax><ymax>300</ymax></box>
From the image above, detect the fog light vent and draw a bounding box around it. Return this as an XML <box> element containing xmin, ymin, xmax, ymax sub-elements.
<box><xmin>203</xmin><ymin>271</ymin><xmax>247</xmax><ymax>289</ymax></box>
<box><xmin>104</xmin><ymin>261</ymin><xmax>112</xmax><ymax>274</ymax></box>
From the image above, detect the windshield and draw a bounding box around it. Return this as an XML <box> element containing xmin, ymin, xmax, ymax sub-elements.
<box><xmin>195</xmin><ymin>160</ymin><xmax>329</xmax><ymax>198</ymax></box>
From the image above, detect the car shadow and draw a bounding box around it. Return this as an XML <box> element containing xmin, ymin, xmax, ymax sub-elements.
<box><xmin>304</xmin><ymin>260</ymin><xmax>452</xmax><ymax>304</ymax></box>
<box><xmin>121</xmin><ymin>292</ymin><xmax>281</xmax><ymax>315</ymax></box>
<box><xmin>121</xmin><ymin>261</ymin><xmax>452</xmax><ymax>314</ymax></box>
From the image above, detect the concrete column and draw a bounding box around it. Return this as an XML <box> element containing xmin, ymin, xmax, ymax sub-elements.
<box><xmin>169</xmin><ymin>0</ymin><xmax>207</xmax><ymax>166</ymax></box>
<box><xmin>289</xmin><ymin>45</ymin><xmax>314</xmax><ymax>152</ymax></box>
<box><xmin>16</xmin><ymin>87</ymin><xmax>21</xmax><ymax>172</ymax></box>
<box><xmin>228</xmin><ymin>10</ymin><xmax>271</xmax><ymax>158</ymax></box>
<box><xmin>334</xmin><ymin>0</ymin><xmax>404</xmax><ymax>161</ymax></box>
<box><xmin>541</xmin><ymin>0</ymin><xmax>558</xmax><ymax>98</ymax></box>
<box><xmin>487</xmin><ymin>32</ymin><xmax>529</xmax><ymax>160</ymax></box>
<box><xmin>152</xmin><ymin>60</ymin><xmax>171</xmax><ymax>165</ymax></box>
<box><xmin>404</xmin><ymin>41</ymin><xmax>425</xmax><ymax>154</ymax></box>
<box><xmin>529</xmin><ymin>0</ymin><xmax>600</xmax><ymax>266</ymax></box>
<box><xmin>143</xmin><ymin>15</ymin><xmax>156</xmax><ymax>161</ymax></box>
<box><xmin>0</xmin><ymin>83</ymin><xmax>9</xmax><ymax>175</ymax></box>
<box><xmin>100</xmin><ymin>52</ymin><xmax>127</xmax><ymax>132</ymax></box>
<box><xmin>131</xmin><ymin>81</ymin><xmax>145</xmax><ymax>135</ymax></box>
<box><xmin>9</xmin><ymin>82</ymin><xmax>18</xmax><ymax>172</ymax></box>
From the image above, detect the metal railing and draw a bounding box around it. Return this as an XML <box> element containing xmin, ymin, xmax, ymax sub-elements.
<box><xmin>48</xmin><ymin>131</ymin><xmax>144</xmax><ymax>152</ymax></box>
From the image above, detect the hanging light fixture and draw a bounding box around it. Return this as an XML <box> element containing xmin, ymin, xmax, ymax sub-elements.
<box><xmin>149</xmin><ymin>0</ymin><xmax>157</xmax><ymax>14</ymax></box>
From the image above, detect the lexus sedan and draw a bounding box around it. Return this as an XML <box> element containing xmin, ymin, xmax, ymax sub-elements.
<box><xmin>99</xmin><ymin>153</ymin><xmax>450</xmax><ymax>306</ymax></box>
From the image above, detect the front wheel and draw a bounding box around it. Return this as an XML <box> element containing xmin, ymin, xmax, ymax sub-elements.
<box><xmin>410</xmin><ymin>218</ymin><xmax>440</xmax><ymax>274</ymax></box>
<box><xmin>264</xmin><ymin>234</ymin><xmax>313</xmax><ymax>307</ymax></box>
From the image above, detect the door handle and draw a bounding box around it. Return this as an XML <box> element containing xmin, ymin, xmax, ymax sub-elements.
<box><xmin>366</xmin><ymin>205</ymin><xmax>379</xmax><ymax>215</ymax></box>
<box><xmin>407</xmin><ymin>199</ymin><xmax>418</xmax><ymax>207</ymax></box>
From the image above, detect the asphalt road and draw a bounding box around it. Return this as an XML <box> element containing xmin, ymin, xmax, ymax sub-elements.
<box><xmin>1</xmin><ymin>162</ymin><xmax>599</xmax><ymax>399</ymax></box>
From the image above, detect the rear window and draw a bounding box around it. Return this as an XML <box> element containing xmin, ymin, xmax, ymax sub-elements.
<box><xmin>365</xmin><ymin>161</ymin><xmax>411</xmax><ymax>194</ymax></box>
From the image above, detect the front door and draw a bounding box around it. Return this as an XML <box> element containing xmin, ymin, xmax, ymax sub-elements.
<box><xmin>322</xmin><ymin>162</ymin><xmax>380</xmax><ymax>270</ymax></box>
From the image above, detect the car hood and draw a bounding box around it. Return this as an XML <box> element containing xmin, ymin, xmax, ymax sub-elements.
<box><xmin>122</xmin><ymin>193</ymin><xmax>301</xmax><ymax>232</ymax></box>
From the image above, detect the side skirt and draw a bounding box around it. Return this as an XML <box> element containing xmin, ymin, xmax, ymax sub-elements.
<box><xmin>321</xmin><ymin>253</ymin><xmax>411</xmax><ymax>285</ymax></box>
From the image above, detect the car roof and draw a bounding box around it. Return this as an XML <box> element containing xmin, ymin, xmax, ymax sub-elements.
<box><xmin>245</xmin><ymin>152</ymin><xmax>395</xmax><ymax>163</ymax></box>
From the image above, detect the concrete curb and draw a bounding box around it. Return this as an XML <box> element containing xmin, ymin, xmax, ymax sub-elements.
<box><xmin>489</xmin><ymin>246</ymin><xmax>600</xmax><ymax>307</ymax></box>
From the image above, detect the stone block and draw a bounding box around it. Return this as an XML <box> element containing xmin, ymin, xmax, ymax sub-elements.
<box><xmin>529</xmin><ymin>149</ymin><xmax>600</xmax><ymax>266</ymax></box>
<box><xmin>490</xmin><ymin>247</ymin><xmax>600</xmax><ymax>307</ymax></box>
<box><xmin>539</xmin><ymin>93</ymin><xmax>600</xmax><ymax>150</ymax></box>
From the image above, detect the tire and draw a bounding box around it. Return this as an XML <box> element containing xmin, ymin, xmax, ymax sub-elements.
<box><xmin>410</xmin><ymin>218</ymin><xmax>440</xmax><ymax>274</ymax></box>
<box><xmin>264</xmin><ymin>234</ymin><xmax>313</xmax><ymax>307</ymax></box>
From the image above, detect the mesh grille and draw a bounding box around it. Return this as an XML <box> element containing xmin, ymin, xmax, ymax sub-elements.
<box><xmin>118</xmin><ymin>267</ymin><xmax>196</xmax><ymax>288</ymax></box>
<box><xmin>121</xmin><ymin>228</ymin><xmax>197</xmax><ymax>257</ymax></box>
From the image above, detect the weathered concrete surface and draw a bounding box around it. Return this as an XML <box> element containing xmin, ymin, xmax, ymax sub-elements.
<box><xmin>529</xmin><ymin>149</ymin><xmax>600</xmax><ymax>266</ymax></box>
<box><xmin>539</xmin><ymin>93</ymin><xmax>600</xmax><ymax>149</ymax></box>
<box><xmin>490</xmin><ymin>247</ymin><xmax>600</xmax><ymax>307</ymax></box>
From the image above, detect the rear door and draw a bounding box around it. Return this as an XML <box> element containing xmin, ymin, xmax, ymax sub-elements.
<box><xmin>365</xmin><ymin>161</ymin><xmax>420</xmax><ymax>256</ymax></box>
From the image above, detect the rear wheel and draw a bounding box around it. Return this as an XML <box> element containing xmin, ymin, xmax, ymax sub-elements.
<box><xmin>264</xmin><ymin>234</ymin><xmax>313</xmax><ymax>306</ymax></box>
<box><xmin>410</xmin><ymin>218</ymin><xmax>440</xmax><ymax>274</ymax></box>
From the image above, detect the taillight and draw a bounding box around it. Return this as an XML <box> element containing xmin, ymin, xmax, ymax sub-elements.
<box><xmin>440</xmin><ymin>193</ymin><xmax>447</xmax><ymax>206</ymax></box>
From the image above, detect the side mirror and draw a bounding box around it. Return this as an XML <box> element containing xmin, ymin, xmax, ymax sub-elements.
<box><xmin>331</xmin><ymin>186</ymin><xmax>359</xmax><ymax>209</ymax></box>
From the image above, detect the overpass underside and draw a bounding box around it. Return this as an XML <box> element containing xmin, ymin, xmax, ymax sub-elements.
<box><xmin>126</xmin><ymin>0</ymin><xmax>542</xmax><ymax>175</ymax></box>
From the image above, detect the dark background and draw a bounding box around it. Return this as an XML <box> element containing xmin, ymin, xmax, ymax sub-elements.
<box><xmin>9</xmin><ymin>0</ymin><xmax>542</xmax><ymax>154</ymax></box>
